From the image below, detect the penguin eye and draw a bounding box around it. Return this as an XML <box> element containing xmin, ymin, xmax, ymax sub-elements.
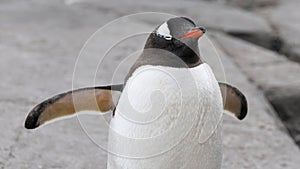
<box><xmin>156</xmin><ymin>22</ymin><xmax>172</xmax><ymax>41</ymax></box>
<box><xmin>164</xmin><ymin>35</ymin><xmax>172</xmax><ymax>40</ymax></box>
<box><xmin>156</xmin><ymin>33</ymin><xmax>172</xmax><ymax>41</ymax></box>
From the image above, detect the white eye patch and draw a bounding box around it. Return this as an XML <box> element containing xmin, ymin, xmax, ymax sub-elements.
<box><xmin>156</xmin><ymin>22</ymin><xmax>172</xmax><ymax>40</ymax></box>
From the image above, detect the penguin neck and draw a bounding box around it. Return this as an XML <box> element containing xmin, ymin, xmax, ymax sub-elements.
<box><xmin>144</xmin><ymin>33</ymin><xmax>203</xmax><ymax>68</ymax></box>
<box><xmin>124</xmin><ymin>34</ymin><xmax>203</xmax><ymax>84</ymax></box>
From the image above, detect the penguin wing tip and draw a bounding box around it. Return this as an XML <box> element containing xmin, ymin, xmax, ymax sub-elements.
<box><xmin>24</xmin><ymin>108</ymin><xmax>41</xmax><ymax>129</ymax></box>
<box><xmin>237</xmin><ymin>95</ymin><xmax>248</xmax><ymax>120</ymax></box>
<box><xmin>24</xmin><ymin>122</ymin><xmax>39</xmax><ymax>129</ymax></box>
<box><xmin>24</xmin><ymin>119</ymin><xmax>39</xmax><ymax>129</ymax></box>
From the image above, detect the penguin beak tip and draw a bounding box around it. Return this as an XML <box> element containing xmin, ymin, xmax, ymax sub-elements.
<box><xmin>198</xmin><ymin>26</ymin><xmax>206</xmax><ymax>34</ymax></box>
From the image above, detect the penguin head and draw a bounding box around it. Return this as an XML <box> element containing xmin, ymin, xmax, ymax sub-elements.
<box><xmin>154</xmin><ymin>17</ymin><xmax>205</xmax><ymax>41</ymax></box>
<box><xmin>144</xmin><ymin>17</ymin><xmax>205</xmax><ymax>67</ymax></box>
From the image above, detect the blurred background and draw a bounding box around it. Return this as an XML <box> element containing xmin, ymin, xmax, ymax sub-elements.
<box><xmin>0</xmin><ymin>0</ymin><xmax>300</xmax><ymax>168</ymax></box>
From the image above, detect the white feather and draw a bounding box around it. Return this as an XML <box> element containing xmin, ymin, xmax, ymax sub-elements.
<box><xmin>156</xmin><ymin>22</ymin><xmax>172</xmax><ymax>40</ymax></box>
<box><xmin>107</xmin><ymin>63</ymin><xmax>223</xmax><ymax>169</ymax></box>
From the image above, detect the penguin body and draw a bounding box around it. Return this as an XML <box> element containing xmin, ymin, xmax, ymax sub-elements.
<box><xmin>108</xmin><ymin>17</ymin><xmax>222</xmax><ymax>168</ymax></box>
<box><xmin>24</xmin><ymin>17</ymin><xmax>248</xmax><ymax>169</ymax></box>
<box><xmin>108</xmin><ymin>63</ymin><xmax>223</xmax><ymax>169</ymax></box>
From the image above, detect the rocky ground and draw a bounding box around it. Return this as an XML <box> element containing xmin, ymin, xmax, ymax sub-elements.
<box><xmin>0</xmin><ymin>0</ymin><xmax>300</xmax><ymax>168</ymax></box>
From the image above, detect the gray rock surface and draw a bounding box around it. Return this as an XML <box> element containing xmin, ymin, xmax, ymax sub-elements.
<box><xmin>212</xmin><ymin>32</ymin><xmax>300</xmax><ymax>90</ymax></box>
<box><xmin>67</xmin><ymin>0</ymin><xmax>274</xmax><ymax>46</ymax></box>
<box><xmin>258</xmin><ymin>0</ymin><xmax>300</xmax><ymax>63</ymax></box>
<box><xmin>222</xmin><ymin>0</ymin><xmax>278</xmax><ymax>9</ymax></box>
<box><xmin>268</xmin><ymin>87</ymin><xmax>300</xmax><ymax>145</ymax></box>
<box><xmin>213</xmin><ymin>32</ymin><xmax>300</xmax><ymax>148</ymax></box>
<box><xmin>1</xmin><ymin>0</ymin><xmax>299</xmax><ymax>168</ymax></box>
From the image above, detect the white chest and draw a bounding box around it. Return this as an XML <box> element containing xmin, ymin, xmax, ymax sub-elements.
<box><xmin>108</xmin><ymin>63</ymin><xmax>223</xmax><ymax>169</ymax></box>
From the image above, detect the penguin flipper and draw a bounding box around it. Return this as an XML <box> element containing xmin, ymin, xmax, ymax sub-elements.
<box><xmin>24</xmin><ymin>85</ymin><xmax>123</xmax><ymax>129</ymax></box>
<box><xmin>219</xmin><ymin>82</ymin><xmax>248</xmax><ymax>120</ymax></box>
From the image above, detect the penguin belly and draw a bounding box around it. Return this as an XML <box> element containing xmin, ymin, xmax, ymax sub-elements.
<box><xmin>107</xmin><ymin>63</ymin><xmax>223</xmax><ymax>169</ymax></box>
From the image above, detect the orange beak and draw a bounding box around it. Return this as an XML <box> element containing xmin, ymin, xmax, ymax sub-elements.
<box><xmin>181</xmin><ymin>27</ymin><xmax>206</xmax><ymax>39</ymax></box>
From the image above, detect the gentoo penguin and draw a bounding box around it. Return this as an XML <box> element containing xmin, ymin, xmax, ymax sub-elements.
<box><xmin>25</xmin><ymin>17</ymin><xmax>247</xmax><ymax>169</ymax></box>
